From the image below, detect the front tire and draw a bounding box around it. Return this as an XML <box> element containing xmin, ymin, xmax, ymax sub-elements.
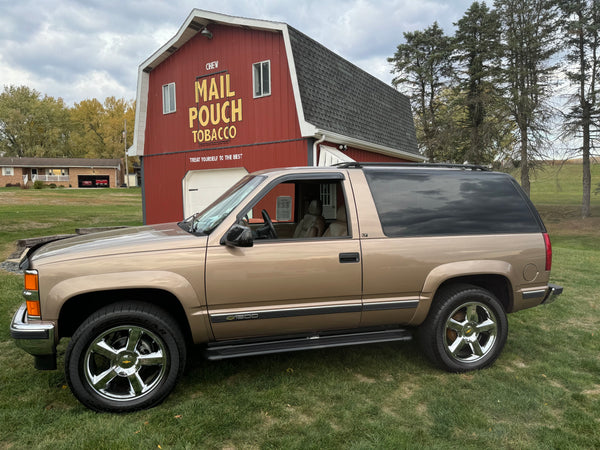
<box><xmin>418</xmin><ymin>284</ymin><xmax>508</xmax><ymax>372</ymax></box>
<box><xmin>65</xmin><ymin>302</ymin><xmax>186</xmax><ymax>412</ymax></box>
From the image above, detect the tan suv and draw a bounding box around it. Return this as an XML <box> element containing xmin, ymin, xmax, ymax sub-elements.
<box><xmin>10</xmin><ymin>163</ymin><xmax>562</xmax><ymax>412</ymax></box>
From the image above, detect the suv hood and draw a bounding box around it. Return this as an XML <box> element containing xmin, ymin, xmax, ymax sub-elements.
<box><xmin>30</xmin><ymin>223</ymin><xmax>205</xmax><ymax>265</ymax></box>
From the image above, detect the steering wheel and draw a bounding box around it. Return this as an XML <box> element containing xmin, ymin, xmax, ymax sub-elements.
<box><xmin>261</xmin><ymin>209</ymin><xmax>278</xmax><ymax>239</ymax></box>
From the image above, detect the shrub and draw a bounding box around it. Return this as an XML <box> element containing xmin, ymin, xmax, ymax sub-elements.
<box><xmin>33</xmin><ymin>180</ymin><xmax>45</xmax><ymax>189</ymax></box>
<box><xmin>49</xmin><ymin>183</ymin><xmax>57</xmax><ymax>189</ymax></box>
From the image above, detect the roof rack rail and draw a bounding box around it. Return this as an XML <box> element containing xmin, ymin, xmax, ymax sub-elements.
<box><xmin>333</xmin><ymin>162</ymin><xmax>491</xmax><ymax>171</ymax></box>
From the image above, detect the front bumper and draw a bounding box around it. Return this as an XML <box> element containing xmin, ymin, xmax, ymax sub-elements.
<box><xmin>541</xmin><ymin>283</ymin><xmax>563</xmax><ymax>305</ymax></box>
<box><xmin>10</xmin><ymin>303</ymin><xmax>57</xmax><ymax>369</ymax></box>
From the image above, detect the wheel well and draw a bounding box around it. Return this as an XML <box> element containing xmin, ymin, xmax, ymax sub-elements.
<box><xmin>435</xmin><ymin>275</ymin><xmax>513</xmax><ymax>312</ymax></box>
<box><xmin>58</xmin><ymin>289</ymin><xmax>193</xmax><ymax>342</ymax></box>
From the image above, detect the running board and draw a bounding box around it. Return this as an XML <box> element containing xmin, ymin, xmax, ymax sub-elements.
<box><xmin>205</xmin><ymin>328</ymin><xmax>413</xmax><ymax>361</ymax></box>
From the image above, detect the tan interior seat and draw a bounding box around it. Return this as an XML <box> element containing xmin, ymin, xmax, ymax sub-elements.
<box><xmin>293</xmin><ymin>200</ymin><xmax>326</xmax><ymax>238</ymax></box>
<box><xmin>323</xmin><ymin>205</ymin><xmax>348</xmax><ymax>237</ymax></box>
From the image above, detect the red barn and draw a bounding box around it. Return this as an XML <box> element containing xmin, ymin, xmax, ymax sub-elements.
<box><xmin>131</xmin><ymin>9</ymin><xmax>424</xmax><ymax>224</ymax></box>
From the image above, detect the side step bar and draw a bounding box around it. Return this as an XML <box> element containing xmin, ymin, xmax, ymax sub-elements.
<box><xmin>205</xmin><ymin>328</ymin><xmax>413</xmax><ymax>361</ymax></box>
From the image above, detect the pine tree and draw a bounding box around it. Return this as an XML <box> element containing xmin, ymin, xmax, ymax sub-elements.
<box><xmin>559</xmin><ymin>0</ymin><xmax>600</xmax><ymax>217</ymax></box>
<box><xmin>388</xmin><ymin>23</ymin><xmax>453</xmax><ymax>162</ymax></box>
<box><xmin>454</xmin><ymin>2</ymin><xmax>504</xmax><ymax>164</ymax></box>
<box><xmin>495</xmin><ymin>0</ymin><xmax>560</xmax><ymax>196</ymax></box>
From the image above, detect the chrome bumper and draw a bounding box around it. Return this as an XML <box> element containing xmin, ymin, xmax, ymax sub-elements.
<box><xmin>10</xmin><ymin>303</ymin><xmax>57</xmax><ymax>369</ymax></box>
<box><xmin>541</xmin><ymin>283</ymin><xmax>563</xmax><ymax>305</ymax></box>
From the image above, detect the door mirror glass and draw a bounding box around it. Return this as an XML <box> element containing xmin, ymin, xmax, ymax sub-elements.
<box><xmin>222</xmin><ymin>224</ymin><xmax>254</xmax><ymax>247</ymax></box>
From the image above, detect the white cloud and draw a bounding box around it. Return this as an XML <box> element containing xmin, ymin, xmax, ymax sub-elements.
<box><xmin>0</xmin><ymin>0</ymin><xmax>474</xmax><ymax>104</ymax></box>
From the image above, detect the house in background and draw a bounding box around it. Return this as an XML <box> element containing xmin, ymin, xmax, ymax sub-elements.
<box><xmin>130</xmin><ymin>9</ymin><xmax>424</xmax><ymax>225</ymax></box>
<box><xmin>0</xmin><ymin>157</ymin><xmax>123</xmax><ymax>188</ymax></box>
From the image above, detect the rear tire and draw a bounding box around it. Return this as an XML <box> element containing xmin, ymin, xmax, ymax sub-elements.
<box><xmin>65</xmin><ymin>302</ymin><xmax>186</xmax><ymax>412</ymax></box>
<box><xmin>418</xmin><ymin>284</ymin><xmax>507</xmax><ymax>372</ymax></box>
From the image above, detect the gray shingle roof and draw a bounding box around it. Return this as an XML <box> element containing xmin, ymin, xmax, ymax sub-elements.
<box><xmin>0</xmin><ymin>157</ymin><xmax>121</xmax><ymax>168</ymax></box>
<box><xmin>288</xmin><ymin>27</ymin><xmax>419</xmax><ymax>157</ymax></box>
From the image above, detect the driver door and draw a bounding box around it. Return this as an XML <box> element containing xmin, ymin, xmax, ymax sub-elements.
<box><xmin>205</xmin><ymin>175</ymin><xmax>362</xmax><ymax>340</ymax></box>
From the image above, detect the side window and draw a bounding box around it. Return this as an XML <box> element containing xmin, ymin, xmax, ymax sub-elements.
<box><xmin>162</xmin><ymin>82</ymin><xmax>176</xmax><ymax>114</ymax></box>
<box><xmin>364</xmin><ymin>168</ymin><xmax>542</xmax><ymax>237</ymax></box>
<box><xmin>252</xmin><ymin>60</ymin><xmax>271</xmax><ymax>98</ymax></box>
<box><xmin>245</xmin><ymin>178</ymin><xmax>349</xmax><ymax>240</ymax></box>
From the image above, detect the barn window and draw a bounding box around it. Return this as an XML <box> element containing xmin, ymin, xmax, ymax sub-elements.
<box><xmin>253</xmin><ymin>60</ymin><xmax>271</xmax><ymax>98</ymax></box>
<box><xmin>162</xmin><ymin>82</ymin><xmax>176</xmax><ymax>114</ymax></box>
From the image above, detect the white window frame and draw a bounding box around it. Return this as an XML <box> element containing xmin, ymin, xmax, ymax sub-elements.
<box><xmin>253</xmin><ymin>60</ymin><xmax>271</xmax><ymax>98</ymax></box>
<box><xmin>2</xmin><ymin>167</ymin><xmax>14</xmax><ymax>176</ymax></box>
<box><xmin>320</xmin><ymin>183</ymin><xmax>337</xmax><ymax>220</ymax></box>
<box><xmin>162</xmin><ymin>82</ymin><xmax>176</xmax><ymax>114</ymax></box>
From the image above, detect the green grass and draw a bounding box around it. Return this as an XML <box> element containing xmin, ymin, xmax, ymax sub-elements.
<box><xmin>1</xmin><ymin>171</ymin><xmax>599</xmax><ymax>449</ymax></box>
<box><xmin>0</xmin><ymin>187</ymin><xmax>142</xmax><ymax>259</ymax></box>
<box><xmin>527</xmin><ymin>162</ymin><xmax>600</xmax><ymax>206</ymax></box>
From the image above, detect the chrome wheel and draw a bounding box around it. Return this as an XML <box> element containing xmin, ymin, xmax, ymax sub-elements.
<box><xmin>418</xmin><ymin>284</ymin><xmax>507</xmax><ymax>372</ymax></box>
<box><xmin>83</xmin><ymin>325</ymin><xmax>168</xmax><ymax>402</ymax></box>
<box><xmin>444</xmin><ymin>301</ymin><xmax>498</xmax><ymax>363</ymax></box>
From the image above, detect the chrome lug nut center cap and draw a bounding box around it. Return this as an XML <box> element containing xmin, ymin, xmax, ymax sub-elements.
<box><xmin>464</xmin><ymin>323</ymin><xmax>476</xmax><ymax>337</ymax></box>
<box><xmin>115</xmin><ymin>352</ymin><xmax>138</xmax><ymax>376</ymax></box>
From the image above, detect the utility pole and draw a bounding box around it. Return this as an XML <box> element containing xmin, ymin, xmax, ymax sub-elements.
<box><xmin>124</xmin><ymin>119</ymin><xmax>129</xmax><ymax>188</ymax></box>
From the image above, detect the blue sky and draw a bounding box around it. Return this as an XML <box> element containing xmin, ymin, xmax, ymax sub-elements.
<box><xmin>0</xmin><ymin>0</ymin><xmax>476</xmax><ymax>105</ymax></box>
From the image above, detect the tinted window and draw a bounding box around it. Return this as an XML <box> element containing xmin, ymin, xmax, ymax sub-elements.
<box><xmin>364</xmin><ymin>168</ymin><xmax>542</xmax><ymax>237</ymax></box>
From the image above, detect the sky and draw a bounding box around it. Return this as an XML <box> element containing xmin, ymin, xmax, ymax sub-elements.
<box><xmin>0</xmin><ymin>0</ymin><xmax>476</xmax><ymax>105</ymax></box>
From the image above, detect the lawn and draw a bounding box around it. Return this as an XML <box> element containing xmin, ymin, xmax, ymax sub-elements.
<box><xmin>0</xmin><ymin>187</ymin><xmax>143</xmax><ymax>260</ymax></box>
<box><xmin>0</xmin><ymin>171</ymin><xmax>599</xmax><ymax>449</ymax></box>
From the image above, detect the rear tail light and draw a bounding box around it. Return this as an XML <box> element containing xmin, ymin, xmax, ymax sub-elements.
<box><xmin>543</xmin><ymin>233</ymin><xmax>552</xmax><ymax>271</ymax></box>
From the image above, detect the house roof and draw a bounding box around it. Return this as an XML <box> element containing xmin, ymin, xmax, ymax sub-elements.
<box><xmin>131</xmin><ymin>9</ymin><xmax>424</xmax><ymax>162</ymax></box>
<box><xmin>0</xmin><ymin>157</ymin><xmax>122</xmax><ymax>168</ymax></box>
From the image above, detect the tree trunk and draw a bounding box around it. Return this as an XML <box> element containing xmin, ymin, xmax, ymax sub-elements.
<box><xmin>582</xmin><ymin>121</ymin><xmax>591</xmax><ymax>218</ymax></box>
<box><xmin>520</xmin><ymin>127</ymin><xmax>530</xmax><ymax>196</ymax></box>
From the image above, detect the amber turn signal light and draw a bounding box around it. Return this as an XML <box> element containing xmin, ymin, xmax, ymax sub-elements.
<box><xmin>26</xmin><ymin>300</ymin><xmax>41</xmax><ymax>317</ymax></box>
<box><xmin>24</xmin><ymin>271</ymin><xmax>39</xmax><ymax>291</ymax></box>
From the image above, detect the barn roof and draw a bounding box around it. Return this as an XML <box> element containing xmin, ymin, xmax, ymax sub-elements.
<box><xmin>131</xmin><ymin>9</ymin><xmax>423</xmax><ymax>162</ymax></box>
<box><xmin>287</xmin><ymin>27</ymin><xmax>418</xmax><ymax>157</ymax></box>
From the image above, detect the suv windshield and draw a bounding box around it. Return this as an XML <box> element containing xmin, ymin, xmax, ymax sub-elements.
<box><xmin>179</xmin><ymin>175</ymin><xmax>264</xmax><ymax>235</ymax></box>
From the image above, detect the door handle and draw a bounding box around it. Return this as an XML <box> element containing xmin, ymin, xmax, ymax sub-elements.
<box><xmin>339</xmin><ymin>252</ymin><xmax>360</xmax><ymax>263</ymax></box>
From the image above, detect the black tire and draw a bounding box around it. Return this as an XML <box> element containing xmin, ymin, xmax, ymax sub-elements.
<box><xmin>65</xmin><ymin>301</ymin><xmax>187</xmax><ymax>412</ymax></box>
<box><xmin>418</xmin><ymin>284</ymin><xmax>508</xmax><ymax>372</ymax></box>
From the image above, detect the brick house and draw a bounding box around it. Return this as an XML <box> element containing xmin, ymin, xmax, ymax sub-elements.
<box><xmin>0</xmin><ymin>157</ymin><xmax>124</xmax><ymax>188</ymax></box>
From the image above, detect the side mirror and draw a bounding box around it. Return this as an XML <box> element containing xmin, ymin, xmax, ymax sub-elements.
<box><xmin>222</xmin><ymin>224</ymin><xmax>253</xmax><ymax>247</ymax></box>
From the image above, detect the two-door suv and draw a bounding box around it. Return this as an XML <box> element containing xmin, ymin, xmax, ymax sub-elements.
<box><xmin>11</xmin><ymin>163</ymin><xmax>562</xmax><ymax>412</ymax></box>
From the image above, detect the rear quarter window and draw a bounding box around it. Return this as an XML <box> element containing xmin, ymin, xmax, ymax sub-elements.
<box><xmin>364</xmin><ymin>168</ymin><xmax>543</xmax><ymax>237</ymax></box>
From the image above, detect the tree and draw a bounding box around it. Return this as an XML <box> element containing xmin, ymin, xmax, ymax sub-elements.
<box><xmin>559</xmin><ymin>0</ymin><xmax>600</xmax><ymax>217</ymax></box>
<box><xmin>102</xmin><ymin>97</ymin><xmax>135</xmax><ymax>159</ymax></box>
<box><xmin>454</xmin><ymin>1</ymin><xmax>505</xmax><ymax>164</ymax></box>
<box><xmin>429</xmin><ymin>86</ymin><xmax>469</xmax><ymax>162</ymax></box>
<box><xmin>388</xmin><ymin>23</ymin><xmax>453</xmax><ymax>161</ymax></box>
<box><xmin>69</xmin><ymin>98</ymin><xmax>105</xmax><ymax>158</ymax></box>
<box><xmin>0</xmin><ymin>85</ymin><xmax>73</xmax><ymax>157</ymax></box>
<box><xmin>70</xmin><ymin>97</ymin><xmax>135</xmax><ymax>159</ymax></box>
<box><xmin>494</xmin><ymin>0</ymin><xmax>560</xmax><ymax>196</ymax></box>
